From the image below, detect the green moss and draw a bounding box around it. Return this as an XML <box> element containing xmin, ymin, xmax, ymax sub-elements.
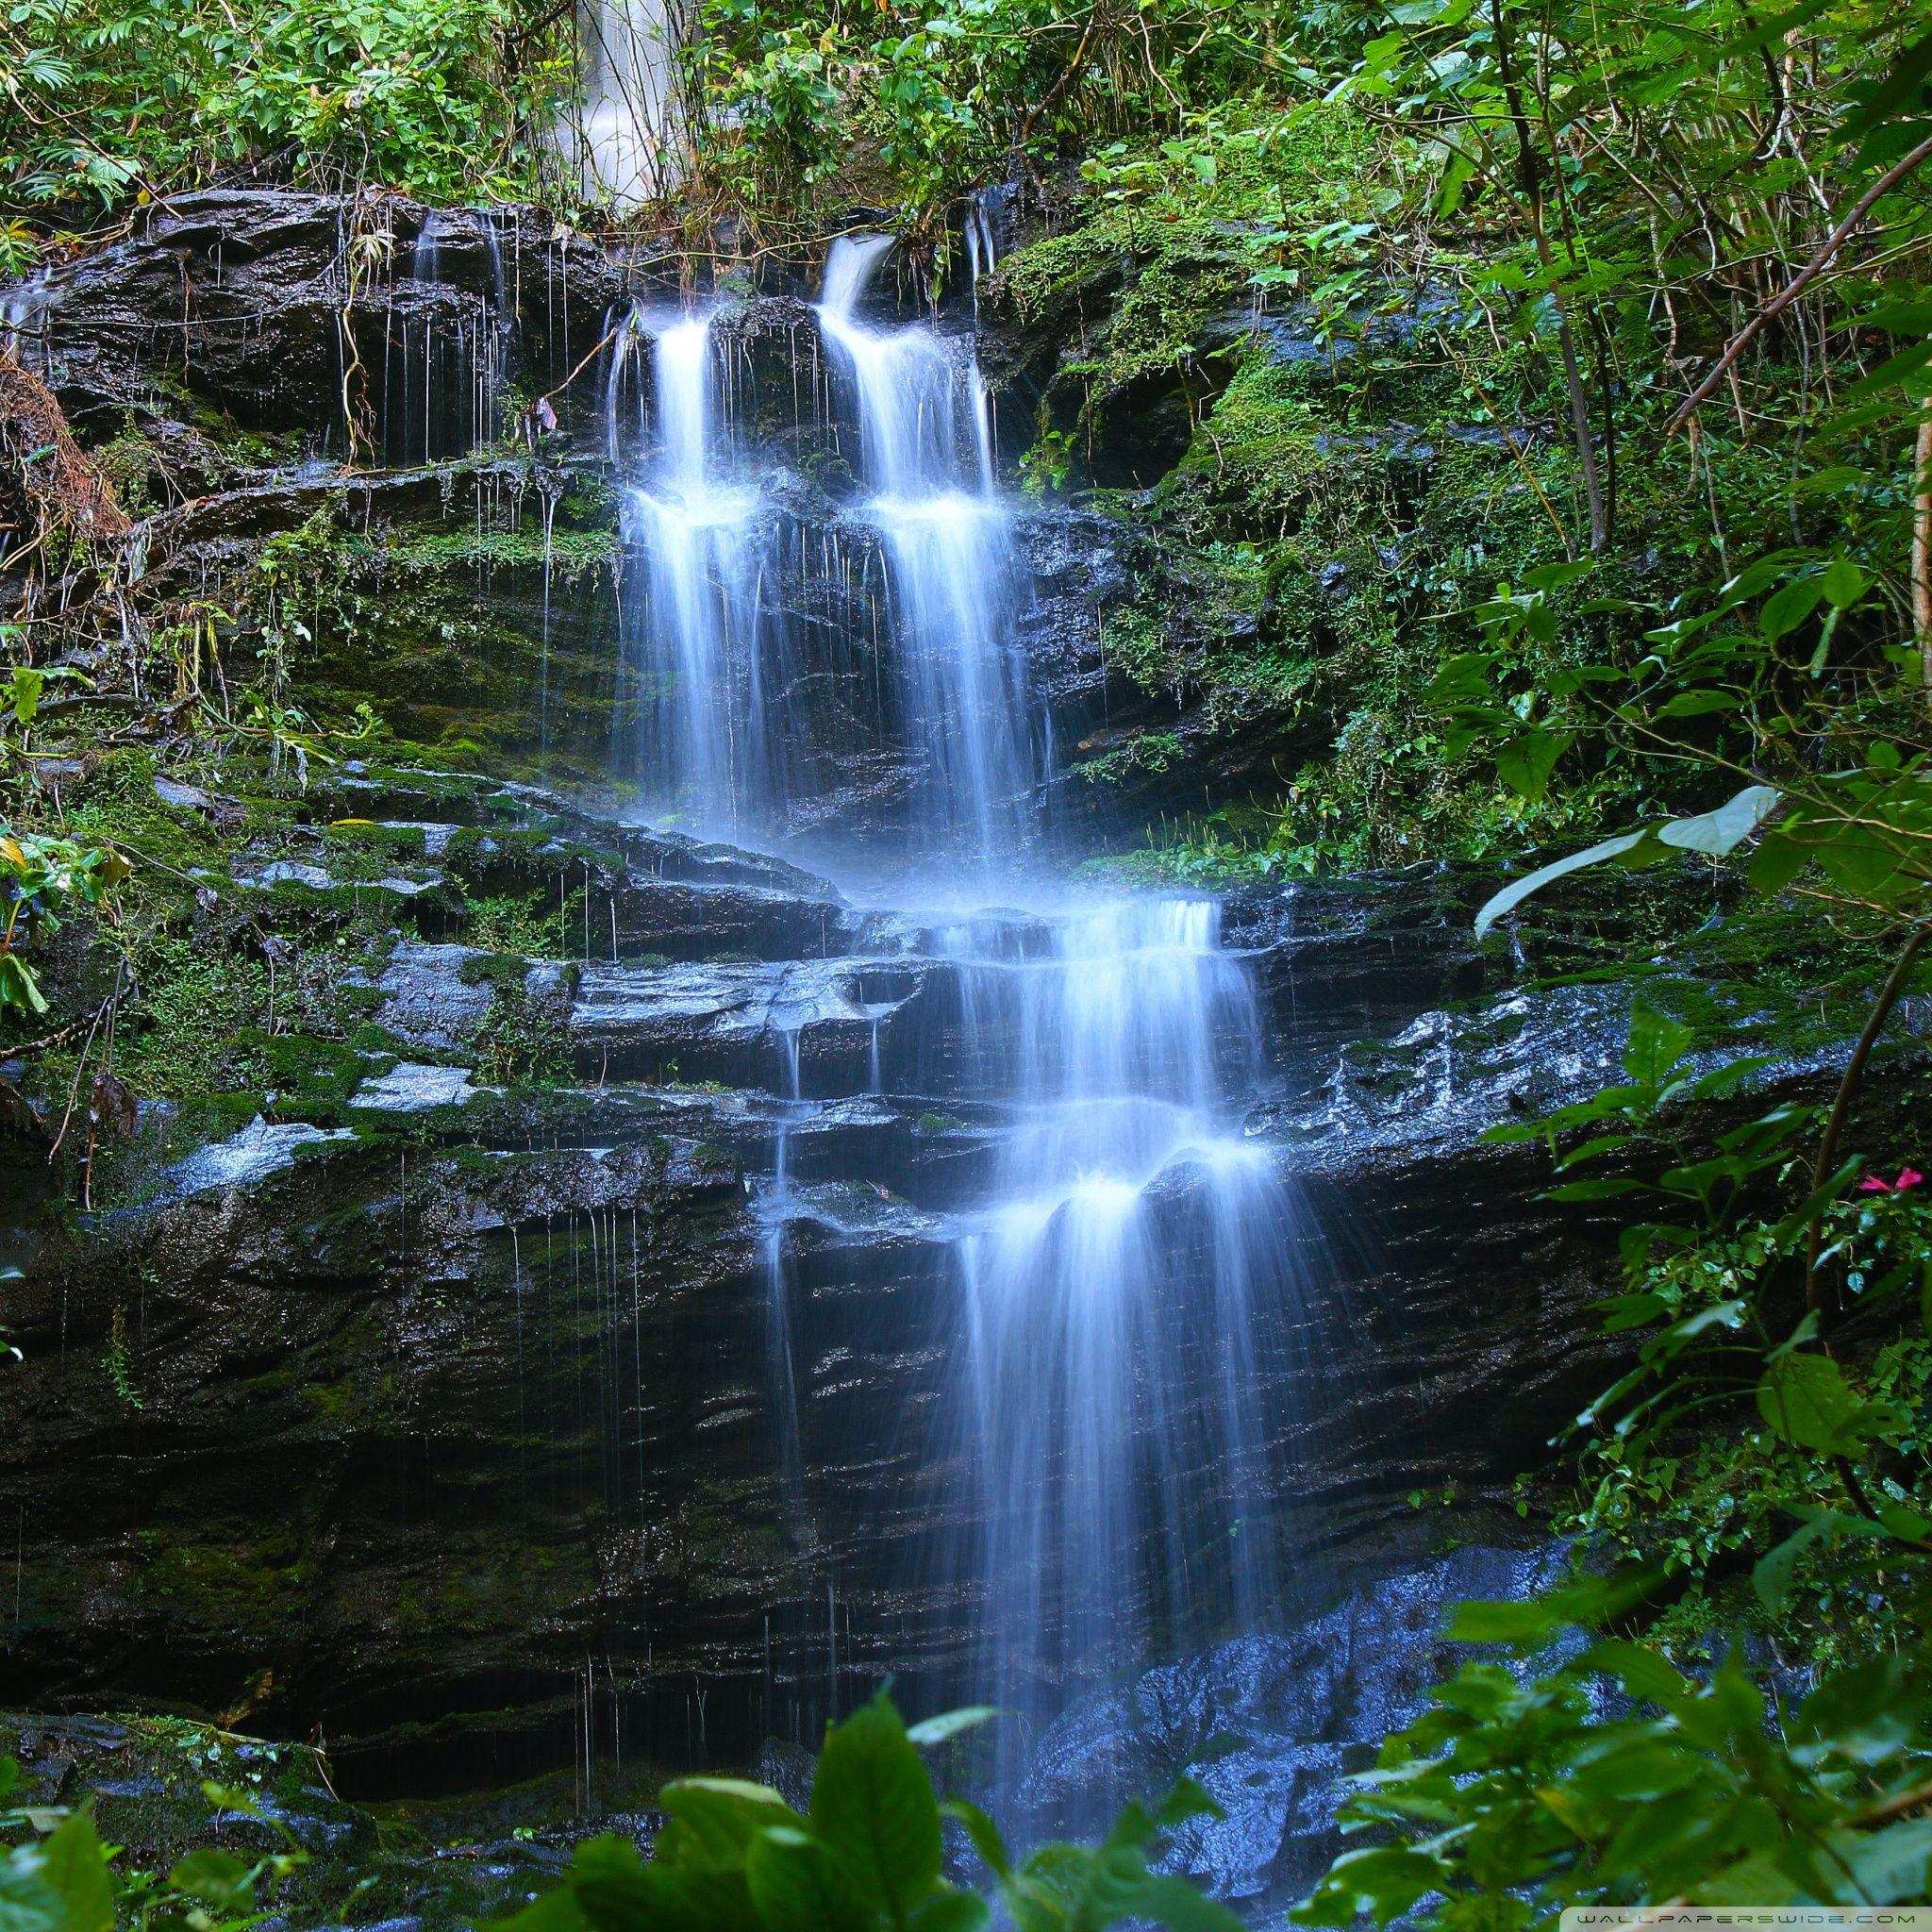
<box><xmin>138</xmin><ymin>1528</ymin><xmax>308</xmax><ymax>1632</ymax></box>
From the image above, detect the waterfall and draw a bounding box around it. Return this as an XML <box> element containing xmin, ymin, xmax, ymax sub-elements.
<box><xmin>617</xmin><ymin>309</ymin><xmax>759</xmax><ymax>830</ymax></box>
<box><xmin>597</xmin><ymin>225</ymin><xmax>1301</xmax><ymax>1810</ymax></box>
<box><xmin>815</xmin><ymin>236</ymin><xmax>1038</xmax><ymax>859</ymax></box>
<box><xmin>933</xmin><ymin>897</ymin><xmax>1289</xmax><ymax>1792</ymax></box>
<box><xmin>569</xmin><ymin>0</ymin><xmax>685</xmax><ymax>203</ymax></box>
<box><xmin>385</xmin><ymin>209</ymin><xmax>511</xmax><ymax>465</ymax></box>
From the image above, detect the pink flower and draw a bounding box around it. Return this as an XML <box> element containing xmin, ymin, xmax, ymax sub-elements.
<box><xmin>1858</xmin><ymin>1167</ymin><xmax>1924</xmax><ymax>1193</ymax></box>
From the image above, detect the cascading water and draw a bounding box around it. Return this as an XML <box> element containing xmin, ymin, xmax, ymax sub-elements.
<box><xmin>912</xmin><ymin>896</ymin><xmax>1297</xmax><ymax>1808</ymax></box>
<box><xmin>602</xmin><ymin>227</ymin><xmax>1303</xmax><ymax>1816</ymax></box>
<box><xmin>615</xmin><ymin>310</ymin><xmax>760</xmax><ymax>828</ymax></box>
<box><xmin>815</xmin><ymin>238</ymin><xmax>1035</xmax><ymax>856</ymax></box>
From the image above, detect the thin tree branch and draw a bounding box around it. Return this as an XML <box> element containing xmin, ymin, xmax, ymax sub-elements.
<box><xmin>1669</xmin><ymin>132</ymin><xmax>1932</xmax><ymax>433</ymax></box>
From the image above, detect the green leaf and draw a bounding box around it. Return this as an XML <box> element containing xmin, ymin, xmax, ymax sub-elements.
<box><xmin>7</xmin><ymin>669</ymin><xmax>44</xmax><ymax>727</ymax></box>
<box><xmin>1424</xmin><ymin>652</ymin><xmax>1495</xmax><ymax>708</ymax></box>
<box><xmin>1751</xmin><ymin>1510</ymin><xmax>1883</xmax><ymax>1614</ymax></box>
<box><xmin>743</xmin><ymin>1827</ymin><xmax>867</xmax><ymax>1932</ymax></box>
<box><xmin>1650</xmin><ymin>689</ymin><xmax>1738</xmax><ymax>719</ymax></box>
<box><xmin>1496</xmin><ymin>729</ymin><xmax>1568</xmax><ymax>801</ymax></box>
<box><xmin>1449</xmin><ymin>1598</ymin><xmax>1561</xmax><ymax>1644</ymax></box>
<box><xmin>1098</xmin><ymin>1871</ymin><xmax>1245</xmax><ymax>1932</ymax></box>
<box><xmin>1151</xmin><ymin>1777</ymin><xmax>1224</xmax><ymax>1830</ymax></box>
<box><xmin>1657</xmin><ymin>784</ymin><xmax>1780</xmax><ymax>857</ymax></box>
<box><xmin>1842</xmin><ymin>1815</ymin><xmax>1932</xmax><ymax>1904</ymax></box>
<box><xmin>939</xmin><ymin>1800</ymin><xmax>1010</xmax><ymax>1882</ymax></box>
<box><xmin>0</xmin><ymin>1866</ymin><xmax>63</xmax><ymax>1932</ymax></box>
<box><xmin>1792</xmin><ymin>1656</ymin><xmax>1924</xmax><ymax>1768</ymax></box>
<box><xmin>0</xmin><ymin>956</ymin><xmax>48</xmax><ymax>1018</ymax></box>
<box><xmin>1760</xmin><ymin>575</ymin><xmax>1824</xmax><ymax>638</ymax></box>
<box><xmin>810</xmin><ymin>1689</ymin><xmax>941</xmax><ymax>1921</ymax></box>
<box><xmin>1749</xmin><ymin>827</ymin><xmax>1807</xmax><ymax>892</ymax></box>
<box><xmin>1576</xmin><ymin>1639</ymin><xmax>1690</xmax><ymax>1705</ymax></box>
<box><xmin>1840</xmin><ymin>24</ymin><xmax>1932</xmax><ymax>151</ymax></box>
<box><xmin>657</xmin><ymin>1779</ymin><xmax>797</xmax><ymax>1867</ymax></box>
<box><xmin>907</xmin><ymin>1892</ymin><xmax>990</xmax><ymax>1932</ymax></box>
<box><xmin>1821</xmin><ymin>558</ymin><xmax>1868</xmax><ymax>607</ymax></box>
<box><xmin>904</xmin><ymin>1707</ymin><xmax>997</xmax><ymax>1748</ymax></box>
<box><xmin>1474</xmin><ymin>829</ymin><xmax>1652</xmax><ymax>937</ymax></box>
<box><xmin>1755</xmin><ymin>1353</ymin><xmax>1900</xmax><ymax>1455</ymax></box>
<box><xmin>36</xmin><ymin>1812</ymin><xmax>112</xmax><ymax>1932</ymax></box>
<box><xmin>1545</xmin><ymin>1176</ymin><xmax>1649</xmax><ymax>1201</ymax></box>
<box><xmin>1623</xmin><ymin>995</ymin><xmax>1694</xmax><ymax>1086</ymax></box>
<box><xmin>491</xmin><ymin>1887</ymin><xmax>595</xmax><ymax>1932</ymax></box>
<box><xmin>552</xmin><ymin>1835</ymin><xmax>657</xmax><ymax>1931</ymax></box>
<box><xmin>168</xmin><ymin>1848</ymin><xmax>253</xmax><ymax>1912</ymax></box>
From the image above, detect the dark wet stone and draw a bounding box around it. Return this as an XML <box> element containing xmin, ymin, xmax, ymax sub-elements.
<box><xmin>1019</xmin><ymin>1545</ymin><xmax>1573</xmax><ymax>1907</ymax></box>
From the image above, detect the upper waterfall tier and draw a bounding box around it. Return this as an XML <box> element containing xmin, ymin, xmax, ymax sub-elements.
<box><xmin>608</xmin><ymin>237</ymin><xmax>1045</xmax><ymax>868</ymax></box>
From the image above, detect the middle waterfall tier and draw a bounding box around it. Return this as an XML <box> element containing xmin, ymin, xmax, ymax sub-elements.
<box><xmin>608</xmin><ymin>237</ymin><xmax>1043</xmax><ymax>863</ymax></box>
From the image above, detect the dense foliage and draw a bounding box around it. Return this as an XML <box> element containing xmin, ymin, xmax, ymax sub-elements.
<box><xmin>497</xmin><ymin>1691</ymin><xmax>1243</xmax><ymax>1932</ymax></box>
<box><xmin>0</xmin><ymin>0</ymin><xmax>568</xmax><ymax>251</ymax></box>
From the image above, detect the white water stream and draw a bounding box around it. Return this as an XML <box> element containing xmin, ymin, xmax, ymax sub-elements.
<box><xmin>608</xmin><ymin>232</ymin><xmax>1295</xmax><ymax>1781</ymax></box>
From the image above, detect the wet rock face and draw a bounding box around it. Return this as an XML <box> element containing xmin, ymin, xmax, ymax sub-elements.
<box><xmin>0</xmin><ymin>790</ymin><xmax>1646</xmax><ymax>1802</ymax></box>
<box><xmin>0</xmin><ymin>194</ymin><xmax>1706</xmax><ymax>1827</ymax></box>
<box><xmin>5</xmin><ymin>192</ymin><xmax>1126</xmax><ymax>850</ymax></box>
<box><xmin>4</xmin><ymin>192</ymin><xmax>642</xmax><ymax>456</ymax></box>
<box><xmin>1018</xmin><ymin>1545</ymin><xmax>1573</xmax><ymax>1909</ymax></box>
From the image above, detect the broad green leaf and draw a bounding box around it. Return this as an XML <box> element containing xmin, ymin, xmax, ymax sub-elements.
<box><xmin>1448</xmin><ymin>1597</ymin><xmax>1560</xmax><ymax>1644</ymax></box>
<box><xmin>168</xmin><ymin>1848</ymin><xmax>253</xmax><ymax>1911</ymax></box>
<box><xmin>904</xmin><ymin>1707</ymin><xmax>997</xmax><ymax>1747</ymax></box>
<box><xmin>1792</xmin><ymin>1656</ymin><xmax>1924</xmax><ymax>1768</ymax></box>
<box><xmin>1496</xmin><ymin>729</ymin><xmax>1568</xmax><ymax>801</ymax></box>
<box><xmin>1754</xmin><ymin>1353</ymin><xmax>1901</xmax><ymax>1456</ymax></box>
<box><xmin>908</xmin><ymin>1891</ymin><xmax>990</xmax><ymax>1932</ymax></box>
<box><xmin>1748</xmin><ymin>827</ymin><xmax>1807</xmax><ymax>892</ymax></box>
<box><xmin>0</xmin><ymin>956</ymin><xmax>48</xmax><ymax>1018</ymax></box>
<box><xmin>1842</xmin><ymin>1815</ymin><xmax>1932</xmax><ymax>1902</ymax></box>
<box><xmin>1151</xmin><ymin>1776</ymin><xmax>1224</xmax><ymax>1830</ymax></box>
<box><xmin>1623</xmin><ymin>995</ymin><xmax>1694</xmax><ymax>1086</ymax></box>
<box><xmin>1656</xmin><ymin>784</ymin><xmax>1780</xmax><ymax>857</ymax></box>
<box><xmin>1760</xmin><ymin>575</ymin><xmax>1824</xmax><ymax>638</ymax></box>
<box><xmin>1576</xmin><ymin>1639</ymin><xmax>1690</xmax><ymax>1705</ymax></box>
<box><xmin>1751</xmin><ymin>1509</ymin><xmax>1888</xmax><ymax>1614</ymax></box>
<box><xmin>1821</xmin><ymin>558</ymin><xmax>1868</xmax><ymax>607</ymax></box>
<box><xmin>7</xmin><ymin>669</ymin><xmax>43</xmax><ymax>726</ymax></box>
<box><xmin>1652</xmin><ymin>690</ymin><xmax>1739</xmax><ymax>718</ymax></box>
<box><xmin>0</xmin><ymin>1848</ymin><xmax>65</xmax><ymax>1932</ymax></box>
<box><xmin>658</xmin><ymin>1779</ymin><xmax>797</xmax><ymax>1867</ymax></box>
<box><xmin>36</xmin><ymin>1813</ymin><xmax>112</xmax><ymax>1932</ymax></box>
<box><xmin>1545</xmin><ymin>1176</ymin><xmax>1649</xmax><ymax>1201</ymax></box>
<box><xmin>1097</xmin><ymin>1870</ymin><xmax>1245</xmax><ymax>1932</ymax></box>
<box><xmin>1474</xmin><ymin>829</ymin><xmax>1651</xmax><ymax>937</ymax></box>
<box><xmin>491</xmin><ymin>1888</ymin><xmax>594</xmax><ymax>1932</ymax></box>
<box><xmin>743</xmin><ymin>1826</ymin><xmax>867</xmax><ymax>1932</ymax></box>
<box><xmin>810</xmin><ymin>1689</ymin><xmax>941</xmax><ymax>1920</ymax></box>
<box><xmin>555</xmin><ymin>1834</ymin><xmax>658</xmax><ymax>1931</ymax></box>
